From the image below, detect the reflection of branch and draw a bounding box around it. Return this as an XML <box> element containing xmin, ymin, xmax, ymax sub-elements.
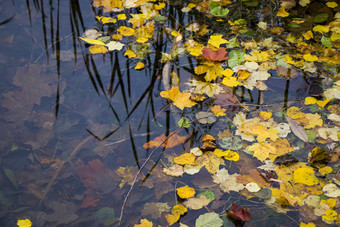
<box><xmin>118</xmin><ymin>127</ymin><xmax>182</xmax><ymax>226</ymax></box>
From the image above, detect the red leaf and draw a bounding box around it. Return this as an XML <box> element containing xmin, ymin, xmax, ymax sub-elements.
<box><xmin>202</xmin><ymin>47</ymin><xmax>229</xmax><ymax>61</ymax></box>
<box><xmin>226</xmin><ymin>203</ymin><xmax>251</xmax><ymax>222</ymax></box>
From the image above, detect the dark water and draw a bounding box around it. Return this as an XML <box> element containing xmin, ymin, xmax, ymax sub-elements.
<box><xmin>0</xmin><ymin>1</ymin><xmax>319</xmax><ymax>226</ymax></box>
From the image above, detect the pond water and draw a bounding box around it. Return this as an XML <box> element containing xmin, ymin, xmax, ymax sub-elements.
<box><xmin>0</xmin><ymin>0</ymin><xmax>339</xmax><ymax>227</ymax></box>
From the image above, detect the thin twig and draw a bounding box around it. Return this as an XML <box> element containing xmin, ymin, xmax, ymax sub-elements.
<box><xmin>118</xmin><ymin>127</ymin><xmax>182</xmax><ymax>226</ymax></box>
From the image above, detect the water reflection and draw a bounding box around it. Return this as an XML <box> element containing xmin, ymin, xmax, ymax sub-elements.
<box><xmin>0</xmin><ymin>0</ymin><xmax>318</xmax><ymax>226</ymax></box>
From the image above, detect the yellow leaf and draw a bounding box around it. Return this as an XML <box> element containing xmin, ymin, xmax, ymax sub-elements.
<box><xmin>331</xmin><ymin>32</ymin><xmax>340</xmax><ymax>41</ymax></box>
<box><xmin>208</xmin><ymin>34</ymin><xmax>229</xmax><ymax>48</ymax></box>
<box><xmin>320</xmin><ymin>198</ymin><xmax>336</xmax><ymax>209</ymax></box>
<box><xmin>92</xmin><ymin>0</ymin><xmax>123</xmax><ymax>12</ymax></box>
<box><xmin>106</xmin><ymin>41</ymin><xmax>124</xmax><ymax>51</ymax></box>
<box><xmin>210</xmin><ymin>105</ymin><xmax>227</xmax><ymax>117</ymax></box>
<box><xmin>318</xmin><ymin>166</ymin><xmax>332</xmax><ymax>175</ymax></box>
<box><xmin>171</xmin><ymin>30</ymin><xmax>181</xmax><ymax>37</ymax></box>
<box><xmin>136</xmin><ymin>37</ymin><xmax>149</xmax><ymax>43</ymax></box>
<box><xmin>304</xmin><ymin>113</ymin><xmax>323</xmax><ymax>129</ymax></box>
<box><xmin>124</xmin><ymin>50</ymin><xmax>137</xmax><ymax>58</ymax></box>
<box><xmin>302</xmin><ymin>30</ymin><xmax>313</xmax><ymax>40</ymax></box>
<box><xmin>135</xmin><ymin>62</ymin><xmax>145</xmax><ymax>70</ymax></box>
<box><xmin>89</xmin><ymin>45</ymin><xmax>108</xmax><ymax>54</ymax></box>
<box><xmin>313</xmin><ymin>25</ymin><xmax>329</xmax><ymax>33</ymax></box>
<box><xmin>293</xmin><ymin>167</ymin><xmax>319</xmax><ymax>186</ymax></box>
<box><xmin>221</xmin><ymin>68</ymin><xmax>234</xmax><ymax>77</ymax></box>
<box><xmin>277</xmin><ymin>7</ymin><xmax>289</xmax><ymax>17</ymax></box>
<box><xmin>154</xmin><ymin>2</ymin><xmax>166</xmax><ymax>10</ymax></box>
<box><xmin>165</xmin><ymin>204</ymin><xmax>187</xmax><ymax>226</ymax></box>
<box><xmin>96</xmin><ymin>16</ymin><xmax>116</xmax><ymax>24</ymax></box>
<box><xmin>322</xmin><ymin>209</ymin><xmax>338</xmax><ymax>222</ymax></box>
<box><xmin>117</xmin><ymin>14</ymin><xmax>127</xmax><ymax>20</ymax></box>
<box><xmin>248</xmin><ymin>142</ymin><xmax>276</xmax><ymax>162</ymax></box>
<box><xmin>237</xmin><ymin>70</ymin><xmax>251</xmax><ymax>80</ymax></box>
<box><xmin>165</xmin><ymin>213</ymin><xmax>179</xmax><ymax>226</ymax></box>
<box><xmin>299</xmin><ymin>0</ymin><xmax>311</xmax><ymax>7</ymax></box>
<box><xmin>176</xmin><ymin>185</ymin><xmax>196</xmax><ymax>199</ymax></box>
<box><xmin>213</xmin><ymin>149</ymin><xmax>239</xmax><ymax>161</ymax></box>
<box><xmin>79</xmin><ymin>37</ymin><xmax>105</xmax><ymax>46</ymax></box>
<box><xmin>305</xmin><ymin>97</ymin><xmax>317</xmax><ymax>105</ymax></box>
<box><xmin>221</xmin><ymin>76</ymin><xmax>240</xmax><ymax>87</ymax></box>
<box><xmin>245</xmin><ymin>50</ymin><xmax>271</xmax><ymax>62</ymax></box>
<box><xmin>112</xmin><ymin>33</ymin><xmax>123</xmax><ymax>40</ymax></box>
<box><xmin>160</xmin><ymin>87</ymin><xmax>196</xmax><ymax>110</ymax></box>
<box><xmin>326</xmin><ymin>2</ymin><xmax>338</xmax><ymax>8</ymax></box>
<box><xmin>251</xmin><ymin>124</ymin><xmax>279</xmax><ymax>142</ymax></box>
<box><xmin>117</xmin><ymin>26</ymin><xmax>135</xmax><ymax>36</ymax></box>
<box><xmin>174</xmin><ymin>153</ymin><xmax>196</xmax><ymax>165</ymax></box>
<box><xmin>259</xmin><ymin>111</ymin><xmax>272</xmax><ymax>121</ymax></box>
<box><xmin>303</xmin><ymin>53</ymin><xmax>318</xmax><ymax>62</ymax></box>
<box><xmin>196</xmin><ymin>152</ymin><xmax>224</xmax><ymax>174</ymax></box>
<box><xmin>134</xmin><ymin>219</ymin><xmax>153</xmax><ymax>227</ymax></box>
<box><xmin>17</xmin><ymin>219</ymin><xmax>32</xmax><ymax>227</ymax></box>
<box><xmin>287</xmin><ymin>106</ymin><xmax>305</xmax><ymax>119</ymax></box>
<box><xmin>300</xmin><ymin>222</ymin><xmax>316</xmax><ymax>227</ymax></box>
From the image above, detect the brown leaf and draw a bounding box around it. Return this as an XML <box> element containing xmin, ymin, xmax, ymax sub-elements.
<box><xmin>226</xmin><ymin>203</ymin><xmax>251</xmax><ymax>222</ymax></box>
<box><xmin>285</xmin><ymin>116</ymin><xmax>308</xmax><ymax>142</ymax></box>
<box><xmin>143</xmin><ymin>133</ymin><xmax>186</xmax><ymax>149</ymax></box>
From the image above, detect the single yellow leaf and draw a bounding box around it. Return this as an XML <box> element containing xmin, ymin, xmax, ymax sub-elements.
<box><xmin>79</xmin><ymin>37</ymin><xmax>105</xmax><ymax>46</ymax></box>
<box><xmin>112</xmin><ymin>33</ymin><xmax>123</xmax><ymax>40</ymax></box>
<box><xmin>305</xmin><ymin>97</ymin><xmax>317</xmax><ymax>105</ymax></box>
<box><xmin>293</xmin><ymin>167</ymin><xmax>319</xmax><ymax>186</ymax></box>
<box><xmin>135</xmin><ymin>62</ymin><xmax>145</xmax><ymax>70</ymax></box>
<box><xmin>320</xmin><ymin>198</ymin><xmax>336</xmax><ymax>209</ymax></box>
<box><xmin>154</xmin><ymin>2</ymin><xmax>166</xmax><ymax>10</ymax></box>
<box><xmin>96</xmin><ymin>16</ymin><xmax>116</xmax><ymax>24</ymax></box>
<box><xmin>124</xmin><ymin>50</ymin><xmax>136</xmax><ymax>58</ymax></box>
<box><xmin>210</xmin><ymin>105</ymin><xmax>227</xmax><ymax>117</ymax></box>
<box><xmin>302</xmin><ymin>30</ymin><xmax>313</xmax><ymax>40</ymax></box>
<box><xmin>171</xmin><ymin>30</ymin><xmax>181</xmax><ymax>37</ymax></box>
<box><xmin>213</xmin><ymin>149</ymin><xmax>239</xmax><ymax>161</ymax></box>
<box><xmin>117</xmin><ymin>14</ymin><xmax>127</xmax><ymax>20</ymax></box>
<box><xmin>326</xmin><ymin>2</ymin><xmax>338</xmax><ymax>8</ymax></box>
<box><xmin>221</xmin><ymin>68</ymin><xmax>234</xmax><ymax>77</ymax></box>
<box><xmin>174</xmin><ymin>153</ymin><xmax>196</xmax><ymax>165</ymax></box>
<box><xmin>172</xmin><ymin>204</ymin><xmax>187</xmax><ymax>215</ymax></box>
<box><xmin>277</xmin><ymin>7</ymin><xmax>289</xmax><ymax>17</ymax></box>
<box><xmin>136</xmin><ymin>37</ymin><xmax>149</xmax><ymax>43</ymax></box>
<box><xmin>259</xmin><ymin>111</ymin><xmax>272</xmax><ymax>121</ymax></box>
<box><xmin>304</xmin><ymin>113</ymin><xmax>323</xmax><ymax>129</ymax></box>
<box><xmin>303</xmin><ymin>53</ymin><xmax>318</xmax><ymax>62</ymax></box>
<box><xmin>287</xmin><ymin>106</ymin><xmax>305</xmax><ymax>119</ymax></box>
<box><xmin>318</xmin><ymin>166</ymin><xmax>332</xmax><ymax>176</ymax></box>
<box><xmin>134</xmin><ymin>219</ymin><xmax>153</xmax><ymax>227</ymax></box>
<box><xmin>237</xmin><ymin>70</ymin><xmax>251</xmax><ymax>80</ymax></box>
<box><xmin>117</xmin><ymin>26</ymin><xmax>135</xmax><ymax>36</ymax></box>
<box><xmin>17</xmin><ymin>219</ymin><xmax>32</xmax><ymax>227</ymax></box>
<box><xmin>176</xmin><ymin>185</ymin><xmax>196</xmax><ymax>199</ymax></box>
<box><xmin>322</xmin><ymin>209</ymin><xmax>338</xmax><ymax>222</ymax></box>
<box><xmin>221</xmin><ymin>76</ymin><xmax>240</xmax><ymax>87</ymax></box>
<box><xmin>313</xmin><ymin>25</ymin><xmax>329</xmax><ymax>33</ymax></box>
<box><xmin>89</xmin><ymin>45</ymin><xmax>108</xmax><ymax>54</ymax></box>
<box><xmin>160</xmin><ymin>87</ymin><xmax>196</xmax><ymax>110</ymax></box>
<box><xmin>208</xmin><ymin>34</ymin><xmax>229</xmax><ymax>48</ymax></box>
<box><xmin>300</xmin><ymin>222</ymin><xmax>316</xmax><ymax>227</ymax></box>
<box><xmin>248</xmin><ymin>142</ymin><xmax>276</xmax><ymax>162</ymax></box>
<box><xmin>165</xmin><ymin>213</ymin><xmax>179</xmax><ymax>226</ymax></box>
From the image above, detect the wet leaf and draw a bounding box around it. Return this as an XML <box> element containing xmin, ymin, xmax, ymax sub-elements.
<box><xmin>89</xmin><ymin>45</ymin><xmax>108</xmax><ymax>54</ymax></box>
<box><xmin>135</xmin><ymin>62</ymin><xmax>145</xmax><ymax>70</ymax></box>
<box><xmin>79</xmin><ymin>37</ymin><xmax>105</xmax><ymax>45</ymax></box>
<box><xmin>286</xmin><ymin>116</ymin><xmax>308</xmax><ymax>142</ymax></box>
<box><xmin>142</xmin><ymin>203</ymin><xmax>170</xmax><ymax>219</ymax></box>
<box><xmin>143</xmin><ymin>133</ymin><xmax>186</xmax><ymax>149</ymax></box>
<box><xmin>163</xmin><ymin>164</ymin><xmax>184</xmax><ymax>177</ymax></box>
<box><xmin>174</xmin><ymin>153</ymin><xmax>196</xmax><ymax>165</ymax></box>
<box><xmin>208</xmin><ymin>34</ymin><xmax>229</xmax><ymax>48</ymax></box>
<box><xmin>201</xmin><ymin>47</ymin><xmax>229</xmax><ymax>61</ymax></box>
<box><xmin>17</xmin><ymin>219</ymin><xmax>32</xmax><ymax>227</ymax></box>
<box><xmin>226</xmin><ymin>203</ymin><xmax>251</xmax><ymax>222</ymax></box>
<box><xmin>177</xmin><ymin>185</ymin><xmax>196</xmax><ymax>199</ymax></box>
<box><xmin>183</xmin><ymin>194</ymin><xmax>211</xmax><ymax>210</ymax></box>
<box><xmin>134</xmin><ymin>219</ymin><xmax>153</xmax><ymax>227</ymax></box>
<box><xmin>195</xmin><ymin>212</ymin><xmax>223</xmax><ymax>227</ymax></box>
<box><xmin>195</xmin><ymin>111</ymin><xmax>216</xmax><ymax>124</ymax></box>
<box><xmin>106</xmin><ymin>41</ymin><xmax>125</xmax><ymax>51</ymax></box>
<box><xmin>293</xmin><ymin>167</ymin><xmax>319</xmax><ymax>186</ymax></box>
<box><xmin>160</xmin><ymin>87</ymin><xmax>197</xmax><ymax>110</ymax></box>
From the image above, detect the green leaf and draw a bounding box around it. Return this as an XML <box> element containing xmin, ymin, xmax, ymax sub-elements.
<box><xmin>219</xmin><ymin>136</ymin><xmax>243</xmax><ymax>150</ymax></box>
<box><xmin>226</xmin><ymin>37</ymin><xmax>241</xmax><ymax>48</ymax></box>
<box><xmin>197</xmin><ymin>190</ymin><xmax>215</xmax><ymax>201</ymax></box>
<box><xmin>306</xmin><ymin>130</ymin><xmax>316</xmax><ymax>143</ymax></box>
<box><xmin>95</xmin><ymin>207</ymin><xmax>115</xmax><ymax>222</ymax></box>
<box><xmin>209</xmin><ymin>3</ymin><xmax>229</xmax><ymax>17</ymax></box>
<box><xmin>321</xmin><ymin>36</ymin><xmax>332</xmax><ymax>47</ymax></box>
<box><xmin>313</xmin><ymin>13</ymin><xmax>329</xmax><ymax>24</ymax></box>
<box><xmin>196</xmin><ymin>212</ymin><xmax>223</xmax><ymax>227</ymax></box>
<box><xmin>228</xmin><ymin>49</ymin><xmax>245</xmax><ymax>68</ymax></box>
<box><xmin>178</xmin><ymin>117</ymin><xmax>190</xmax><ymax>128</ymax></box>
<box><xmin>154</xmin><ymin>15</ymin><xmax>168</xmax><ymax>23</ymax></box>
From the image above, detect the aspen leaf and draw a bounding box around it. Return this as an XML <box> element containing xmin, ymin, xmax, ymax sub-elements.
<box><xmin>202</xmin><ymin>47</ymin><xmax>229</xmax><ymax>61</ymax></box>
<box><xmin>221</xmin><ymin>68</ymin><xmax>234</xmax><ymax>77</ymax></box>
<box><xmin>326</xmin><ymin>2</ymin><xmax>338</xmax><ymax>8</ymax></box>
<box><xmin>163</xmin><ymin>164</ymin><xmax>184</xmax><ymax>177</ymax></box>
<box><xmin>322</xmin><ymin>209</ymin><xmax>338</xmax><ymax>223</ymax></box>
<box><xmin>160</xmin><ymin>87</ymin><xmax>196</xmax><ymax>110</ymax></box>
<box><xmin>17</xmin><ymin>219</ymin><xmax>32</xmax><ymax>227</ymax></box>
<box><xmin>124</xmin><ymin>50</ymin><xmax>136</xmax><ymax>58</ymax></box>
<box><xmin>259</xmin><ymin>111</ymin><xmax>272</xmax><ymax>120</ymax></box>
<box><xmin>213</xmin><ymin>149</ymin><xmax>239</xmax><ymax>161</ymax></box>
<box><xmin>245</xmin><ymin>182</ymin><xmax>261</xmax><ymax>192</ymax></box>
<box><xmin>106</xmin><ymin>41</ymin><xmax>124</xmax><ymax>51</ymax></box>
<box><xmin>89</xmin><ymin>45</ymin><xmax>109</xmax><ymax>54</ymax></box>
<box><xmin>196</xmin><ymin>152</ymin><xmax>224</xmax><ymax>174</ymax></box>
<box><xmin>135</xmin><ymin>62</ymin><xmax>145</xmax><ymax>70</ymax></box>
<box><xmin>176</xmin><ymin>185</ymin><xmax>196</xmax><ymax>199</ymax></box>
<box><xmin>277</xmin><ymin>7</ymin><xmax>289</xmax><ymax>17</ymax></box>
<box><xmin>96</xmin><ymin>16</ymin><xmax>116</xmax><ymax>24</ymax></box>
<box><xmin>221</xmin><ymin>76</ymin><xmax>240</xmax><ymax>87</ymax></box>
<box><xmin>174</xmin><ymin>153</ymin><xmax>196</xmax><ymax>165</ymax></box>
<box><xmin>322</xmin><ymin>184</ymin><xmax>340</xmax><ymax>197</ymax></box>
<box><xmin>79</xmin><ymin>37</ymin><xmax>105</xmax><ymax>46</ymax></box>
<box><xmin>134</xmin><ymin>219</ymin><xmax>153</xmax><ymax>227</ymax></box>
<box><xmin>183</xmin><ymin>195</ymin><xmax>211</xmax><ymax>210</ymax></box>
<box><xmin>165</xmin><ymin>205</ymin><xmax>187</xmax><ymax>226</ymax></box>
<box><xmin>303</xmin><ymin>53</ymin><xmax>318</xmax><ymax>62</ymax></box>
<box><xmin>210</xmin><ymin>105</ymin><xmax>226</xmax><ymax>117</ymax></box>
<box><xmin>313</xmin><ymin>25</ymin><xmax>329</xmax><ymax>33</ymax></box>
<box><xmin>293</xmin><ymin>167</ymin><xmax>319</xmax><ymax>186</ymax></box>
<box><xmin>302</xmin><ymin>31</ymin><xmax>314</xmax><ymax>40</ymax></box>
<box><xmin>117</xmin><ymin>14</ymin><xmax>126</xmax><ymax>20</ymax></box>
<box><xmin>117</xmin><ymin>26</ymin><xmax>135</xmax><ymax>36</ymax></box>
<box><xmin>195</xmin><ymin>212</ymin><xmax>223</xmax><ymax>227</ymax></box>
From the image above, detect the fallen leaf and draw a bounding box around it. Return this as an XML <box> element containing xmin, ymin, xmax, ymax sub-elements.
<box><xmin>226</xmin><ymin>203</ymin><xmax>251</xmax><ymax>222</ymax></box>
<box><xmin>163</xmin><ymin>164</ymin><xmax>184</xmax><ymax>177</ymax></box>
<box><xmin>176</xmin><ymin>185</ymin><xmax>196</xmax><ymax>199</ymax></box>
<box><xmin>89</xmin><ymin>45</ymin><xmax>109</xmax><ymax>54</ymax></box>
<box><xmin>183</xmin><ymin>194</ymin><xmax>211</xmax><ymax>210</ymax></box>
<box><xmin>286</xmin><ymin>116</ymin><xmax>308</xmax><ymax>142</ymax></box>
<box><xmin>174</xmin><ymin>153</ymin><xmax>196</xmax><ymax>165</ymax></box>
<box><xmin>134</xmin><ymin>219</ymin><xmax>153</xmax><ymax>227</ymax></box>
<box><xmin>160</xmin><ymin>87</ymin><xmax>197</xmax><ymax>110</ymax></box>
<box><xmin>201</xmin><ymin>47</ymin><xmax>229</xmax><ymax>61</ymax></box>
<box><xmin>143</xmin><ymin>133</ymin><xmax>186</xmax><ymax>149</ymax></box>
<box><xmin>142</xmin><ymin>203</ymin><xmax>170</xmax><ymax>219</ymax></box>
<box><xmin>106</xmin><ymin>41</ymin><xmax>125</xmax><ymax>51</ymax></box>
<box><xmin>79</xmin><ymin>37</ymin><xmax>105</xmax><ymax>45</ymax></box>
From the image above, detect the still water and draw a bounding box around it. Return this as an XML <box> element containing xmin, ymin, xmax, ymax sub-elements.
<box><xmin>0</xmin><ymin>0</ymin><xmax>326</xmax><ymax>226</ymax></box>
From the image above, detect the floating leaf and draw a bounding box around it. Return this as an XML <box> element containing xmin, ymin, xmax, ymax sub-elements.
<box><xmin>89</xmin><ymin>45</ymin><xmax>108</xmax><ymax>54</ymax></box>
<box><xmin>79</xmin><ymin>37</ymin><xmax>105</xmax><ymax>45</ymax></box>
<box><xmin>208</xmin><ymin>34</ymin><xmax>229</xmax><ymax>48</ymax></box>
<box><xmin>143</xmin><ymin>133</ymin><xmax>186</xmax><ymax>149</ymax></box>
<box><xmin>160</xmin><ymin>87</ymin><xmax>196</xmax><ymax>110</ymax></box>
<box><xmin>286</xmin><ymin>116</ymin><xmax>308</xmax><ymax>142</ymax></box>
<box><xmin>293</xmin><ymin>167</ymin><xmax>319</xmax><ymax>186</ymax></box>
<box><xmin>17</xmin><ymin>219</ymin><xmax>32</xmax><ymax>227</ymax></box>
<box><xmin>134</xmin><ymin>219</ymin><xmax>153</xmax><ymax>227</ymax></box>
<box><xmin>201</xmin><ymin>47</ymin><xmax>229</xmax><ymax>61</ymax></box>
<box><xmin>163</xmin><ymin>164</ymin><xmax>184</xmax><ymax>177</ymax></box>
<box><xmin>177</xmin><ymin>185</ymin><xmax>196</xmax><ymax>199</ymax></box>
<box><xmin>183</xmin><ymin>195</ymin><xmax>211</xmax><ymax>210</ymax></box>
<box><xmin>106</xmin><ymin>41</ymin><xmax>125</xmax><ymax>51</ymax></box>
<box><xmin>226</xmin><ymin>203</ymin><xmax>251</xmax><ymax>222</ymax></box>
<box><xmin>135</xmin><ymin>62</ymin><xmax>145</xmax><ymax>70</ymax></box>
<box><xmin>174</xmin><ymin>153</ymin><xmax>196</xmax><ymax>165</ymax></box>
<box><xmin>195</xmin><ymin>212</ymin><xmax>223</xmax><ymax>227</ymax></box>
<box><xmin>209</xmin><ymin>3</ymin><xmax>229</xmax><ymax>17</ymax></box>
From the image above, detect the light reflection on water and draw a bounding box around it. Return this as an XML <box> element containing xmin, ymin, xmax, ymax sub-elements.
<box><xmin>0</xmin><ymin>1</ymin><xmax>316</xmax><ymax>226</ymax></box>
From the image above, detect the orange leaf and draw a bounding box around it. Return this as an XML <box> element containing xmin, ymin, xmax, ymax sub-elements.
<box><xmin>201</xmin><ymin>47</ymin><xmax>229</xmax><ymax>61</ymax></box>
<box><xmin>143</xmin><ymin>133</ymin><xmax>186</xmax><ymax>149</ymax></box>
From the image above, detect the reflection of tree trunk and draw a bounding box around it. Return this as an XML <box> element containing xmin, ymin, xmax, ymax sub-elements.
<box><xmin>283</xmin><ymin>80</ymin><xmax>290</xmax><ymax>118</ymax></box>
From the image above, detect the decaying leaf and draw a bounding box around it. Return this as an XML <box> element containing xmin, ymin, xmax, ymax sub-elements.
<box><xmin>226</xmin><ymin>203</ymin><xmax>251</xmax><ymax>222</ymax></box>
<box><xmin>286</xmin><ymin>116</ymin><xmax>308</xmax><ymax>142</ymax></box>
<box><xmin>143</xmin><ymin>133</ymin><xmax>186</xmax><ymax>149</ymax></box>
<box><xmin>183</xmin><ymin>194</ymin><xmax>211</xmax><ymax>210</ymax></box>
